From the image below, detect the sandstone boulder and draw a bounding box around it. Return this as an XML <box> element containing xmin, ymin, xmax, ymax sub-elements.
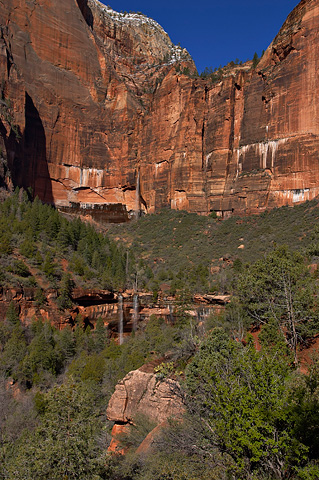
<box><xmin>107</xmin><ymin>368</ymin><xmax>183</xmax><ymax>425</ymax></box>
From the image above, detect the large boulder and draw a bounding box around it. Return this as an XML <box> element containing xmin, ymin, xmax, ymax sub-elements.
<box><xmin>107</xmin><ymin>367</ymin><xmax>183</xmax><ymax>425</ymax></box>
<box><xmin>106</xmin><ymin>366</ymin><xmax>184</xmax><ymax>453</ymax></box>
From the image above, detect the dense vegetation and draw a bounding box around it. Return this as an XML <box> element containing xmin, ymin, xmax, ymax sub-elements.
<box><xmin>0</xmin><ymin>303</ymin><xmax>201</xmax><ymax>478</ymax></box>
<box><xmin>107</xmin><ymin>199</ymin><xmax>319</xmax><ymax>295</ymax></box>
<box><xmin>110</xmin><ymin>331</ymin><xmax>319</xmax><ymax>480</ymax></box>
<box><xmin>1</xmin><ymin>192</ymin><xmax>319</xmax><ymax>479</ymax></box>
<box><xmin>1</xmin><ymin>315</ymin><xmax>318</xmax><ymax>479</ymax></box>
<box><xmin>0</xmin><ymin>189</ymin><xmax>147</xmax><ymax>295</ymax></box>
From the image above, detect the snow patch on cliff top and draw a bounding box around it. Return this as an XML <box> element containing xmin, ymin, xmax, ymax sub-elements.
<box><xmin>94</xmin><ymin>1</ymin><xmax>169</xmax><ymax>34</ymax></box>
<box><xmin>92</xmin><ymin>0</ymin><xmax>190</xmax><ymax>63</ymax></box>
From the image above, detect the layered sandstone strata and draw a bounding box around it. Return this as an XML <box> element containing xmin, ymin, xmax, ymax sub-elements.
<box><xmin>0</xmin><ymin>0</ymin><xmax>318</xmax><ymax>219</ymax></box>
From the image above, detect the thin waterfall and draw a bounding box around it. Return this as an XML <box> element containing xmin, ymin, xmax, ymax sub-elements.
<box><xmin>118</xmin><ymin>294</ymin><xmax>123</xmax><ymax>345</ymax></box>
<box><xmin>132</xmin><ymin>294</ymin><xmax>139</xmax><ymax>331</ymax></box>
<box><xmin>168</xmin><ymin>304</ymin><xmax>174</xmax><ymax>323</ymax></box>
<box><xmin>197</xmin><ymin>307</ymin><xmax>211</xmax><ymax>323</ymax></box>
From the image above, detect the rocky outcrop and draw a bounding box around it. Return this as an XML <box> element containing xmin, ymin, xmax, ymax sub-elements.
<box><xmin>106</xmin><ymin>365</ymin><xmax>184</xmax><ymax>453</ymax></box>
<box><xmin>107</xmin><ymin>367</ymin><xmax>183</xmax><ymax>425</ymax></box>
<box><xmin>0</xmin><ymin>286</ymin><xmax>61</xmax><ymax>326</ymax></box>
<box><xmin>0</xmin><ymin>286</ymin><xmax>116</xmax><ymax>328</ymax></box>
<box><xmin>0</xmin><ymin>283</ymin><xmax>224</xmax><ymax>334</ymax></box>
<box><xmin>0</xmin><ymin>0</ymin><xmax>319</xmax><ymax>219</ymax></box>
<box><xmin>193</xmin><ymin>294</ymin><xmax>231</xmax><ymax>305</ymax></box>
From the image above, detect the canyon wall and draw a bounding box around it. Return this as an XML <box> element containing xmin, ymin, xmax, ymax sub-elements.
<box><xmin>0</xmin><ymin>0</ymin><xmax>318</xmax><ymax>219</ymax></box>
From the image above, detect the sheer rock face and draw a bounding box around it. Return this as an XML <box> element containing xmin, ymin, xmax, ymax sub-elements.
<box><xmin>106</xmin><ymin>367</ymin><xmax>183</xmax><ymax>454</ymax></box>
<box><xmin>106</xmin><ymin>368</ymin><xmax>183</xmax><ymax>425</ymax></box>
<box><xmin>0</xmin><ymin>0</ymin><xmax>319</xmax><ymax>219</ymax></box>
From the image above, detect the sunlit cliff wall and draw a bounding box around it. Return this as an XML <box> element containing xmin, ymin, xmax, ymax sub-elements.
<box><xmin>0</xmin><ymin>0</ymin><xmax>318</xmax><ymax>220</ymax></box>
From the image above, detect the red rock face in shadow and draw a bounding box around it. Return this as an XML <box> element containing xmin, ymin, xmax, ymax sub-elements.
<box><xmin>108</xmin><ymin>424</ymin><xmax>130</xmax><ymax>455</ymax></box>
<box><xmin>0</xmin><ymin>0</ymin><xmax>319</xmax><ymax>219</ymax></box>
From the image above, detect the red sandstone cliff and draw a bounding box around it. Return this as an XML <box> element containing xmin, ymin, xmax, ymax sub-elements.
<box><xmin>0</xmin><ymin>0</ymin><xmax>318</xmax><ymax>219</ymax></box>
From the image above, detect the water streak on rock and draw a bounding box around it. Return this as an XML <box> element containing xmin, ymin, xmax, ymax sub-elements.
<box><xmin>132</xmin><ymin>293</ymin><xmax>139</xmax><ymax>331</ymax></box>
<box><xmin>118</xmin><ymin>294</ymin><xmax>124</xmax><ymax>345</ymax></box>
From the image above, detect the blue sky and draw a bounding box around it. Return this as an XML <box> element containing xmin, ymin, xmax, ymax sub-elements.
<box><xmin>100</xmin><ymin>0</ymin><xmax>299</xmax><ymax>73</ymax></box>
